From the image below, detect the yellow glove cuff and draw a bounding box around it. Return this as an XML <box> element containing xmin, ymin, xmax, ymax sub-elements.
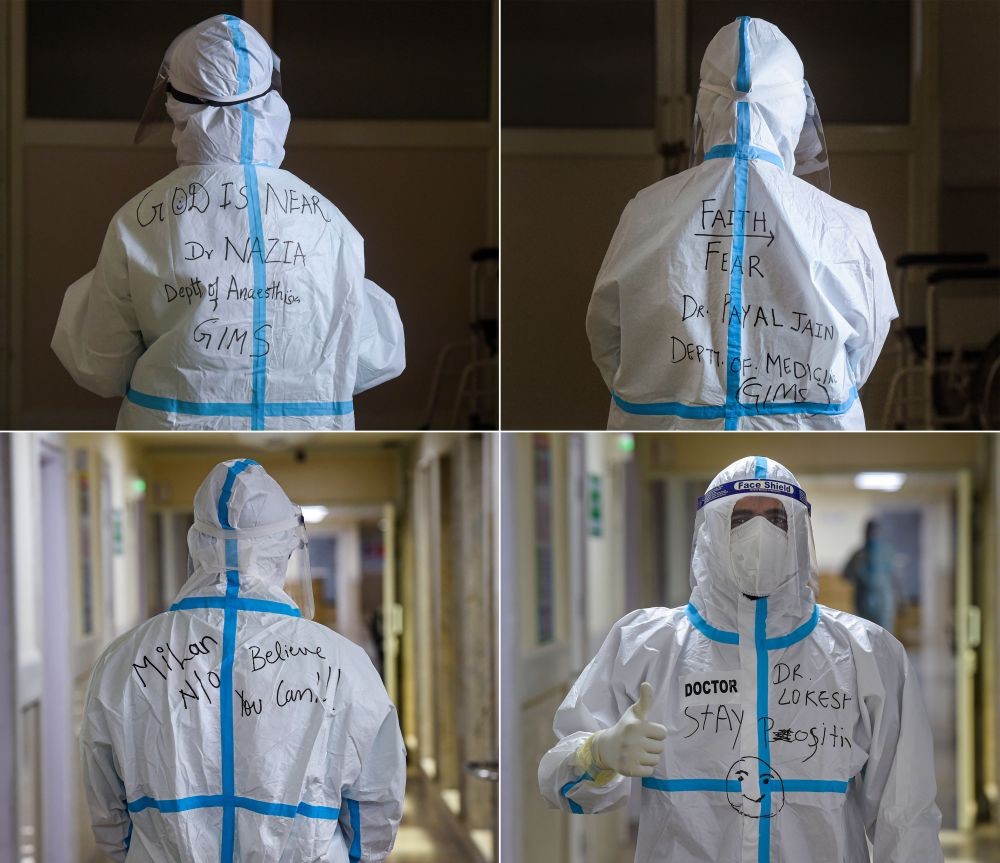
<box><xmin>575</xmin><ymin>734</ymin><xmax>618</xmax><ymax>786</ymax></box>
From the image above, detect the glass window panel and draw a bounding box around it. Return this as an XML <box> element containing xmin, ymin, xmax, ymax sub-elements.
<box><xmin>27</xmin><ymin>0</ymin><xmax>234</xmax><ymax>120</ymax></box>
<box><xmin>503</xmin><ymin>0</ymin><xmax>655</xmax><ymax>128</ymax></box>
<box><xmin>272</xmin><ymin>0</ymin><xmax>492</xmax><ymax>120</ymax></box>
<box><xmin>688</xmin><ymin>1</ymin><xmax>911</xmax><ymax>125</ymax></box>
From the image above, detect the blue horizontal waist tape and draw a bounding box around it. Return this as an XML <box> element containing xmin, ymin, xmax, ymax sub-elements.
<box><xmin>127</xmin><ymin>795</ymin><xmax>340</xmax><ymax>820</ymax></box>
<box><xmin>127</xmin><ymin>388</ymin><xmax>354</xmax><ymax>418</ymax></box>
<box><xmin>613</xmin><ymin>388</ymin><xmax>858</xmax><ymax>420</ymax></box>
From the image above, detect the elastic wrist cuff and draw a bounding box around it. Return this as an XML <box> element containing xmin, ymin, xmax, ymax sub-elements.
<box><xmin>576</xmin><ymin>734</ymin><xmax>618</xmax><ymax>786</ymax></box>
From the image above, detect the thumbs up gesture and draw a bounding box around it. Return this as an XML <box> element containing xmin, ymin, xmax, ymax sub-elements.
<box><xmin>591</xmin><ymin>682</ymin><xmax>667</xmax><ymax>777</ymax></box>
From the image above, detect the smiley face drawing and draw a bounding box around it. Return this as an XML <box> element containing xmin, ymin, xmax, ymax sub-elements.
<box><xmin>726</xmin><ymin>756</ymin><xmax>785</xmax><ymax>819</ymax></box>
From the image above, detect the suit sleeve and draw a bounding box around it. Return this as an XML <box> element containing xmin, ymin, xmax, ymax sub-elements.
<box><xmin>79</xmin><ymin>666</ymin><xmax>131</xmax><ymax>861</ymax></box>
<box><xmin>52</xmin><ymin>219</ymin><xmax>143</xmax><ymax>398</ymax></box>
<box><xmin>585</xmin><ymin>202</ymin><xmax>634</xmax><ymax>392</ymax></box>
<box><xmin>847</xmin><ymin>215</ymin><xmax>897</xmax><ymax>388</ymax></box>
<box><xmin>538</xmin><ymin>609</ymin><xmax>658</xmax><ymax>814</ymax></box>
<box><xmin>336</xmin><ymin>651</ymin><xmax>407</xmax><ymax>862</ymax></box>
<box><xmin>856</xmin><ymin>634</ymin><xmax>943</xmax><ymax>862</ymax></box>
<box><xmin>354</xmin><ymin>278</ymin><xmax>406</xmax><ymax>394</ymax></box>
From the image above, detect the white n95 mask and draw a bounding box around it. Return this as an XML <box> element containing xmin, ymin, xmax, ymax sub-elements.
<box><xmin>729</xmin><ymin>517</ymin><xmax>790</xmax><ymax>596</ymax></box>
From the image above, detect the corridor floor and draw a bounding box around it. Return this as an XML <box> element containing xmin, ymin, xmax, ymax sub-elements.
<box><xmin>611</xmin><ymin>826</ymin><xmax>1000</xmax><ymax>862</ymax></box>
<box><xmin>391</xmin><ymin>767</ymin><xmax>490</xmax><ymax>863</ymax></box>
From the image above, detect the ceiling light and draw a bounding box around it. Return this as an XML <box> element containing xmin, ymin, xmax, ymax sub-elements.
<box><xmin>301</xmin><ymin>505</ymin><xmax>330</xmax><ymax>524</ymax></box>
<box><xmin>853</xmin><ymin>472</ymin><xmax>906</xmax><ymax>492</ymax></box>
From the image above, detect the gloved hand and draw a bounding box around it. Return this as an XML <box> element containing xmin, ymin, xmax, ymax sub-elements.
<box><xmin>588</xmin><ymin>682</ymin><xmax>667</xmax><ymax>777</ymax></box>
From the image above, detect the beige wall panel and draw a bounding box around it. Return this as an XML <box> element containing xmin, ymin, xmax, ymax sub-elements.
<box><xmin>140</xmin><ymin>449</ymin><xmax>400</xmax><ymax>509</ymax></box>
<box><xmin>639</xmin><ymin>430</ymin><xmax>982</xmax><ymax>476</ymax></box>
<box><xmin>501</xmin><ymin>154</ymin><xmax>661</xmax><ymax>430</ymax></box>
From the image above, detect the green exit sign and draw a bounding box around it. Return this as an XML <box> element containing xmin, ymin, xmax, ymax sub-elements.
<box><xmin>587</xmin><ymin>474</ymin><xmax>602</xmax><ymax>537</ymax></box>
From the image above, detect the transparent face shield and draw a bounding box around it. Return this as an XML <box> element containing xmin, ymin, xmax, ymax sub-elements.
<box><xmin>133</xmin><ymin>28</ymin><xmax>282</xmax><ymax>144</ymax></box>
<box><xmin>188</xmin><ymin>507</ymin><xmax>314</xmax><ymax>619</ymax></box>
<box><xmin>791</xmin><ymin>80</ymin><xmax>830</xmax><ymax>192</ymax></box>
<box><xmin>283</xmin><ymin>508</ymin><xmax>315</xmax><ymax>621</ymax></box>
<box><xmin>688</xmin><ymin>79</ymin><xmax>831</xmax><ymax>194</ymax></box>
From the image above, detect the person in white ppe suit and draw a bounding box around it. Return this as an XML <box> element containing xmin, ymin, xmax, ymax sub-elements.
<box><xmin>539</xmin><ymin>456</ymin><xmax>943</xmax><ymax>863</ymax></box>
<box><xmin>586</xmin><ymin>17</ymin><xmax>896</xmax><ymax>430</ymax></box>
<box><xmin>81</xmin><ymin>459</ymin><xmax>406</xmax><ymax>861</ymax></box>
<box><xmin>52</xmin><ymin>15</ymin><xmax>405</xmax><ymax>430</ymax></box>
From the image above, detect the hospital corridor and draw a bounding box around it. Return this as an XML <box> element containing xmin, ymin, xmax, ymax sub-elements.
<box><xmin>501</xmin><ymin>432</ymin><xmax>1000</xmax><ymax>863</ymax></box>
<box><xmin>0</xmin><ymin>432</ymin><xmax>498</xmax><ymax>863</ymax></box>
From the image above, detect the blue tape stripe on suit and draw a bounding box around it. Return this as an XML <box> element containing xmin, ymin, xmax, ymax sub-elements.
<box><xmin>754</xmin><ymin>456</ymin><xmax>768</xmax><ymax>479</ymax></box>
<box><xmin>126</xmin><ymin>388</ymin><xmax>355</xmax><ymax>418</ymax></box>
<box><xmin>558</xmin><ymin>773</ymin><xmax>592</xmax><ymax>814</ymax></box>
<box><xmin>611</xmin><ymin>388</ymin><xmax>858</xmax><ymax>420</ymax></box>
<box><xmin>347</xmin><ymin>797</ymin><xmax>363</xmax><ymax>861</ymax></box>
<box><xmin>765</xmin><ymin>605</ymin><xmax>819</xmax><ymax>649</ymax></box>
<box><xmin>642</xmin><ymin>777</ymin><xmax>739</xmax><ymax>792</ymax></box>
<box><xmin>127</xmin><ymin>795</ymin><xmax>341</xmax><ymax>819</ymax></box>
<box><xmin>724</xmin><ymin>100</ymin><xmax>751</xmax><ymax>430</ymax></box>
<box><xmin>217</xmin><ymin>460</ymin><xmax>256</xmax><ymax>529</ymax></box>
<box><xmin>244</xmin><ymin>162</ymin><xmax>267</xmax><ymax>430</ymax></box>
<box><xmin>686</xmin><ymin>603</ymin><xmax>739</xmax><ymax>644</ymax></box>
<box><xmin>756</xmin><ymin>594</ymin><xmax>772</xmax><ymax>863</ymax></box>
<box><xmin>170</xmin><ymin>596</ymin><xmax>302</xmax><ymax>617</ymax></box>
<box><xmin>705</xmin><ymin>144</ymin><xmax>784</xmax><ymax>169</ymax></box>
<box><xmin>224</xmin><ymin>14</ymin><xmax>267</xmax><ymax>431</ymax></box>
<box><xmin>782</xmin><ymin>779</ymin><xmax>849</xmax><ymax>793</ymax></box>
<box><xmin>219</xmin><ymin>458</ymin><xmax>253</xmax><ymax>862</ymax></box>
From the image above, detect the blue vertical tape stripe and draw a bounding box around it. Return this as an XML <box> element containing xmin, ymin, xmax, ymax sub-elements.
<box><xmin>756</xmin><ymin>594</ymin><xmax>771</xmax><ymax>863</ymax></box>
<box><xmin>244</xmin><ymin>165</ymin><xmax>268</xmax><ymax>430</ymax></box>
<box><xmin>724</xmin><ymin>102</ymin><xmax>751</xmax><ymax>430</ymax></box>
<box><xmin>736</xmin><ymin>16</ymin><xmax>752</xmax><ymax>93</ymax></box>
<box><xmin>347</xmin><ymin>797</ymin><xmax>362</xmax><ymax>862</ymax></box>
<box><xmin>223</xmin><ymin>16</ymin><xmax>268</xmax><ymax>431</ymax></box>
<box><xmin>218</xmin><ymin>459</ymin><xmax>253</xmax><ymax>863</ymax></box>
<box><xmin>754</xmin><ymin>456</ymin><xmax>768</xmax><ymax>479</ymax></box>
<box><xmin>723</xmin><ymin>17</ymin><xmax>754</xmax><ymax>430</ymax></box>
<box><xmin>216</xmin><ymin>459</ymin><xmax>256</xmax><ymax>528</ymax></box>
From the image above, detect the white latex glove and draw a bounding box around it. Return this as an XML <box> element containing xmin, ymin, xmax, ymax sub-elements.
<box><xmin>590</xmin><ymin>682</ymin><xmax>667</xmax><ymax>777</ymax></box>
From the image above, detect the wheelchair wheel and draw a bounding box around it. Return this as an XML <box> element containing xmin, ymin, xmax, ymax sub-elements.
<box><xmin>973</xmin><ymin>334</ymin><xmax>1000</xmax><ymax>429</ymax></box>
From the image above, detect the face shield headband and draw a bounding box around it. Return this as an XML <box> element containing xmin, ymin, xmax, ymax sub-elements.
<box><xmin>133</xmin><ymin>27</ymin><xmax>283</xmax><ymax>144</ymax></box>
<box><xmin>697</xmin><ymin>478</ymin><xmax>811</xmax><ymax>514</ymax></box>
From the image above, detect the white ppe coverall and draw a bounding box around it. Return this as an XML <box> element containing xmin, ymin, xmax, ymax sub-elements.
<box><xmin>586</xmin><ymin>17</ymin><xmax>896</xmax><ymax>430</ymax></box>
<box><xmin>81</xmin><ymin>459</ymin><xmax>406</xmax><ymax>862</ymax></box>
<box><xmin>539</xmin><ymin>456</ymin><xmax>943</xmax><ymax>863</ymax></box>
<box><xmin>52</xmin><ymin>15</ymin><xmax>405</xmax><ymax>430</ymax></box>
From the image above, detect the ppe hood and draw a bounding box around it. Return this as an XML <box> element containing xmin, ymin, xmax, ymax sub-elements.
<box><xmin>692</xmin><ymin>17</ymin><xmax>830</xmax><ymax>191</ymax></box>
<box><xmin>689</xmin><ymin>456</ymin><xmax>817</xmax><ymax>634</ymax></box>
<box><xmin>136</xmin><ymin>14</ymin><xmax>290</xmax><ymax>167</ymax></box>
<box><xmin>174</xmin><ymin>459</ymin><xmax>314</xmax><ymax>618</ymax></box>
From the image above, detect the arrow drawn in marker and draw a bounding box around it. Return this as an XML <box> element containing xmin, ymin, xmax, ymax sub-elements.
<box><xmin>695</xmin><ymin>230</ymin><xmax>775</xmax><ymax>247</ymax></box>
